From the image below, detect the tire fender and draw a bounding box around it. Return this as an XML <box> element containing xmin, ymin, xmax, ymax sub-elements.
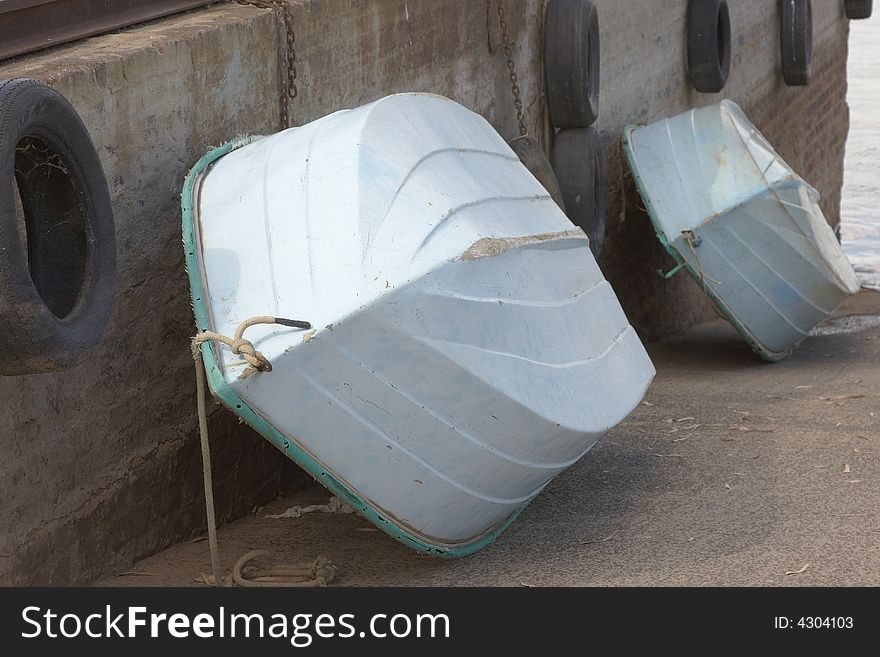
<box><xmin>550</xmin><ymin>128</ymin><xmax>606</xmax><ymax>258</ymax></box>
<box><xmin>687</xmin><ymin>0</ymin><xmax>732</xmax><ymax>93</ymax></box>
<box><xmin>508</xmin><ymin>135</ymin><xmax>566</xmax><ymax>212</ymax></box>
<box><xmin>544</xmin><ymin>0</ymin><xmax>600</xmax><ymax>129</ymax></box>
<box><xmin>845</xmin><ymin>0</ymin><xmax>873</xmax><ymax>20</ymax></box>
<box><xmin>0</xmin><ymin>78</ymin><xmax>116</xmax><ymax>375</ymax></box>
<box><xmin>780</xmin><ymin>0</ymin><xmax>813</xmax><ymax>86</ymax></box>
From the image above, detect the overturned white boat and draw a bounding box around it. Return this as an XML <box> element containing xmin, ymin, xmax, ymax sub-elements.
<box><xmin>624</xmin><ymin>100</ymin><xmax>860</xmax><ymax>361</ymax></box>
<box><xmin>183</xmin><ymin>93</ymin><xmax>654</xmax><ymax>555</ymax></box>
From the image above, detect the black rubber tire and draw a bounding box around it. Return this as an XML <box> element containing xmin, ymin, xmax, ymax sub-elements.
<box><xmin>508</xmin><ymin>136</ymin><xmax>566</xmax><ymax>212</ymax></box>
<box><xmin>781</xmin><ymin>0</ymin><xmax>812</xmax><ymax>86</ymax></box>
<box><xmin>550</xmin><ymin>128</ymin><xmax>606</xmax><ymax>258</ymax></box>
<box><xmin>845</xmin><ymin>0</ymin><xmax>873</xmax><ymax>19</ymax></box>
<box><xmin>544</xmin><ymin>0</ymin><xmax>600</xmax><ymax>129</ymax></box>
<box><xmin>0</xmin><ymin>78</ymin><xmax>116</xmax><ymax>375</ymax></box>
<box><xmin>687</xmin><ymin>0</ymin><xmax>732</xmax><ymax>93</ymax></box>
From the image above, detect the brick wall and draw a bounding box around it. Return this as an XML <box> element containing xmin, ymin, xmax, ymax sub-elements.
<box><xmin>753</xmin><ymin>28</ymin><xmax>850</xmax><ymax>234</ymax></box>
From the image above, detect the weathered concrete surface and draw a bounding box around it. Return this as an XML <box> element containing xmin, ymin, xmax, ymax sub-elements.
<box><xmin>101</xmin><ymin>290</ymin><xmax>880</xmax><ymax>587</ymax></box>
<box><xmin>0</xmin><ymin>0</ymin><xmax>856</xmax><ymax>584</ymax></box>
<box><xmin>288</xmin><ymin>0</ymin><xmax>544</xmax><ymax>137</ymax></box>
<box><xmin>0</xmin><ymin>6</ymin><xmax>292</xmax><ymax>585</ymax></box>
<box><xmin>0</xmin><ymin>1</ymin><xmax>545</xmax><ymax>585</ymax></box>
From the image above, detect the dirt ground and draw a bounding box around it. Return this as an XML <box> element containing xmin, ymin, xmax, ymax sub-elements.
<box><xmin>99</xmin><ymin>290</ymin><xmax>880</xmax><ymax>587</ymax></box>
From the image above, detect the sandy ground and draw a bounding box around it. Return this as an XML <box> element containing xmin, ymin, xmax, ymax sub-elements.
<box><xmin>100</xmin><ymin>290</ymin><xmax>880</xmax><ymax>587</ymax></box>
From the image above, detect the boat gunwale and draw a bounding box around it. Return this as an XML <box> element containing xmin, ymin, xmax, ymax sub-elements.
<box><xmin>621</xmin><ymin>123</ymin><xmax>795</xmax><ymax>361</ymax></box>
<box><xmin>181</xmin><ymin>136</ymin><xmax>531</xmax><ymax>557</ymax></box>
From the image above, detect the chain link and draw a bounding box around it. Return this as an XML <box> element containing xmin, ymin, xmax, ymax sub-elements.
<box><xmin>235</xmin><ymin>1</ymin><xmax>298</xmax><ymax>129</ymax></box>
<box><xmin>492</xmin><ymin>0</ymin><xmax>527</xmax><ymax>137</ymax></box>
<box><xmin>539</xmin><ymin>0</ymin><xmax>551</xmax><ymax>156</ymax></box>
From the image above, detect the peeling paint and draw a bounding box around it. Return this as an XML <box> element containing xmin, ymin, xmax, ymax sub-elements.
<box><xmin>459</xmin><ymin>229</ymin><xmax>585</xmax><ymax>261</ymax></box>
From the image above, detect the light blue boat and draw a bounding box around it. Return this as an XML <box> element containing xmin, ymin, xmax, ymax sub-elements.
<box><xmin>183</xmin><ymin>94</ymin><xmax>654</xmax><ymax>556</ymax></box>
<box><xmin>624</xmin><ymin>100</ymin><xmax>860</xmax><ymax>361</ymax></box>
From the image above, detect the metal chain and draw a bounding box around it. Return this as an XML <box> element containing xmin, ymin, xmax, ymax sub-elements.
<box><xmin>235</xmin><ymin>1</ymin><xmax>298</xmax><ymax>129</ymax></box>
<box><xmin>539</xmin><ymin>0</ymin><xmax>551</xmax><ymax>155</ymax></box>
<box><xmin>492</xmin><ymin>0</ymin><xmax>527</xmax><ymax>137</ymax></box>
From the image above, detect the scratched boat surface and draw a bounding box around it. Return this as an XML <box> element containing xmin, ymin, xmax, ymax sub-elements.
<box><xmin>183</xmin><ymin>93</ymin><xmax>655</xmax><ymax>554</ymax></box>
<box><xmin>624</xmin><ymin>100</ymin><xmax>860</xmax><ymax>361</ymax></box>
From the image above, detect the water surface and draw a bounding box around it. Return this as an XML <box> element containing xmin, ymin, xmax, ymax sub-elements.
<box><xmin>842</xmin><ymin>13</ymin><xmax>880</xmax><ymax>290</ymax></box>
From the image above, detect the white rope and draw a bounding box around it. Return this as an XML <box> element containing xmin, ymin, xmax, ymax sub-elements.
<box><xmin>191</xmin><ymin>316</ymin><xmax>336</xmax><ymax>587</ymax></box>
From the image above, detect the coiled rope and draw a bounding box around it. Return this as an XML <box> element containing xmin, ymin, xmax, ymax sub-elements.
<box><xmin>192</xmin><ymin>316</ymin><xmax>336</xmax><ymax>587</ymax></box>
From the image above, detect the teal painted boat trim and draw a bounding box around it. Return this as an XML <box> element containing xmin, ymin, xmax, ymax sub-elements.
<box><xmin>181</xmin><ymin>137</ymin><xmax>530</xmax><ymax>557</ymax></box>
<box><xmin>622</xmin><ymin>125</ymin><xmax>788</xmax><ymax>362</ymax></box>
<box><xmin>658</xmin><ymin>261</ymin><xmax>686</xmax><ymax>280</ymax></box>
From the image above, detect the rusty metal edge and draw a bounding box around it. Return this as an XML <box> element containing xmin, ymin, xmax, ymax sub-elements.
<box><xmin>0</xmin><ymin>0</ymin><xmax>217</xmax><ymax>62</ymax></box>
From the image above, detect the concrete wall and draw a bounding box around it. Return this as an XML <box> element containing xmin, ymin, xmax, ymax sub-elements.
<box><xmin>0</xmin><ymin>7</ymin><xmax>291</xmax><ymax>586</ymax></box>
<box><xmin>0</xmin><ymin>0</ymin><xmax>544</xmax><ymax>586</ymax></box>
<box><xmin>0</xmin><ymin>0</ymin><xmax>851</xmax><ymax>584</ymax></box>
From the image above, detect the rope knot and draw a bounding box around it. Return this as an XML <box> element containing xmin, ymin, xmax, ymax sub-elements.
<box><xmin>311</xmin><ymin>557</ymin><xmax>337</xmax><ymax>587</ymax></box>
<box><xmin>229</xmin><ymin>337</ymin><xmax>272</xmax><ymax>372</ymax></box>
<box><xmin>191</xmin><ymin>315</ymin><xmax>310</xmax><ymax>375</ymax></box>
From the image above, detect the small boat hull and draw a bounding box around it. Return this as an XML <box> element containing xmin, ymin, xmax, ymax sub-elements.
<box><xmin>624</xmin><ymin>100</ymin><xmax>860</xmax><ymax>360</ymax></box>
<box><xmin>183</xmin><ymin>94</ymin><xmax>654</xmax><ymax>554</ymax></box>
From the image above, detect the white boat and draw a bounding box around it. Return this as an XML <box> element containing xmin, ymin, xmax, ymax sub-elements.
<box><xmin>624</xmin><ymin>100</ymin><xmax>860</xmax><ymax>361</ymax></box>
<box><xmin>182</xmin><ymin>93</ymin><xmax>654</xmax><ymax>555</ymax></box>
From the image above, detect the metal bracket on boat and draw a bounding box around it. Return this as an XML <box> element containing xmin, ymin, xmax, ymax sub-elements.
<box><xmin>657</xmin><ymin>261</ymin><xmax>686</xmax><ymax>279</ymax></box>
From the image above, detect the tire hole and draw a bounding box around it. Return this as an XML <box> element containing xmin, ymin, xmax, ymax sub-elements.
<box><xmin>14</xmin><ymin>136</ymin><xmax>89</xmax><ymax>318</ymax></box>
